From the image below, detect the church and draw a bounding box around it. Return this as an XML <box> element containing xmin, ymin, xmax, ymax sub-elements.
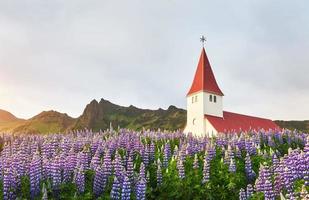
<box><xmin>184</xmin><ymin>44</ymin><xmax>279</xmax><ymax>136</ymax></box>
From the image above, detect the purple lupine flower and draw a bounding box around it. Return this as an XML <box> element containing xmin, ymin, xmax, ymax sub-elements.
<box><xmin>93</xmin><ymin>164</ymin><xmax>106</xmax><ymax>198</ymax></box>
<box><xmin>245</xmin><ymin>153</ymin><xmax>255</xmax><ymax>181</ymax></box>
<box><xmin>229</xmin><ymin>158</ymin><xmax>236</xmax><ymax>173</ymax></box>
<box><xmin>136</xmin><ymin>177</ymin><xmax>146</xmax><ymax>200</ymax></box>
<box><xmin>258</xmin><ymin>164</ymin><xmax>274</xmax><ymax>200</ymax></box>
<box><xmin>177</xmin><ymin>158</ymin><xmax>185</xmax><ymax>179</ymax></box>
<box><xmin>163</xmin><ymin>143</ymin><xmax>171</xmax><ymax>168</ymax></box>
<box><xmin>29</xmin><ymin>151</ymin><xmax>42</xmax><ymax>199</ymax></box>
<box><xmin>139</xmin><ymin>162</ymin><xmax>145</xmax><ymax>180</ymax></box>
<box><xmin>78</xmin><ymin>147</ymin><xmax>90</xmax><ymax>171</ymax></box>
<box><xmin>149</xmin><ymin>142</ymin><xmax>155</xmax><ymax>162</ymax></box>
<box><xmin>264</xmin><ymin>180</ymin><xmax>275</xmax><ymax>200</ymax></box>
<box><xmin>113</xmin><ymin>152</ymin><xmax>123</xmax><ymax>179</ymax></box>
<box><xmin>193</xmin><ymin>154</ymin><xmax>199</xmax><ymax>170</ymax></box>
<box><xmin>111</xmin><ymin>176</ymin><xmax>121</xmax><ymax>200</ymax></box>
<box><xmin>246</xmin><ymin>184</ymin><xmax>253</xmax><ymax>199</ymax></box>
<box><xmin>121</xmin><ymin>175</ymin><xmax>131</xmax><ymax>200</ymax></box>
<box><xmin>255</xmin><ymin>164</ymin><xmax>265</xmax><ymax>192</ymax></box>
<box><xmin>90</xmin><ymin>150</ymin><xmax>101</xmax><ymax>170</ymax></box>
<box><xmin>273</xmin><ymin>160</ymin><xmax>284</xmax><ymax>196</ymax></box>
<box><xmin>50</xmin><ymin>156</ymin><xmax>61</xmax><ymax>191</ymax></box>
<box><xmin>126</xmin><ymin>156</ymin><xmax>134</xmax><ymax>183</ymax></box>
<box><xmin>202</xmin><ymin>157</ymin><xmax>210</xmax><ymax>184</ymax></box>
<box><xmin>103</xmin><ymin>150</ymin><xmax>112</xmax><ymax>178</ymax></box>
<box><xmin>271</xmin><ymin>154</ymin><xmax>279</xmax><ymax>173</ymax></box>
<box><xmin>239</xmin><ymin>188</ymin><xmax>246</xmax><ymax>200</ymax></box>
<box><xmin>143</xmin><ymin>145</ymin><xmax>149</xmax><ymax>166</ymax></box>
<box><xmin>283</xmin><ymin>166</ymin><xmax>294</xmax><ymax>194</ymax></box>
<box><xmin>3</xmin><ymin>163</ymin><xmax>18</xmax><ymax>200</ymax></box>
<box><xmin>235</xmin><ymin>146</ymin><xmax>242</xmax><ymax>158</ymax></box>
<box><xmin>74</xmin><ymin>164</ymin><xmax>85</xmax><ymax>194</ymax></box>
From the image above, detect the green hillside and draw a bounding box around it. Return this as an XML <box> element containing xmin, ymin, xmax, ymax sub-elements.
<box><xmin>0</xmin><ymin>99</ymin><xmax>308</xmax><ymax>134</ymax></box>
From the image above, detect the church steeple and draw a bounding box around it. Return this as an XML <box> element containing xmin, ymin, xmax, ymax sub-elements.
<box><xmin>187</xmin><ymin>47</ymin><xmax>223</xmax><ymax>96</ymax></box>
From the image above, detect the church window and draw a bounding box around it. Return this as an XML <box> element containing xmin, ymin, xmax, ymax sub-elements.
<box><xmin>192</xmin><ymin>96</ymin><xmax>194</xmax><ymax>103</ymax></box>
<box><xmin>193</xmin><ymin>118</ymin><xmax>196</xmax><ymax>125</ymax></box>
<box><xmin>209</xmin><ymin>95</ymin><xmax>212</xmax><ymax>102</ymax></box>
<box><xmin>195</xmin><ymin>96</ymin><xmax>197</xmax><ymax>102</ymax></box>
<box><xmin>214</xmin><ymin>96</ymin><xmax>217</xmax><ymax>103</ymax></box>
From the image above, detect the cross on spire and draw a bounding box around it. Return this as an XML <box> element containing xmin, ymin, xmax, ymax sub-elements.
<box><xmin>200</xmin><ymin>35</ymin><xmax>206</xmax><ymax>47</ymax></box>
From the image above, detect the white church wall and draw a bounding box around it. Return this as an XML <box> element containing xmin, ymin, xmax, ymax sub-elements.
<box><xmin>184</xmin><ymin>92</ymin><xmax>205</xmax><ymax>136</ymax></box>
<box><xmin>203</xmin><ymin>92</ymin><xmax>223</xmax><ymax>117</ymax></box>
<box><xmin>205</xmin><ymin>118</ymin><xmax>218</xmax><ymax>137</ymax></box>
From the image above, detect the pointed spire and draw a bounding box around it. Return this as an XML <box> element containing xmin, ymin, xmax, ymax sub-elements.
<box><xmin>187</xmin><ymin>47</ymin><xmax>224</xmax><ymax>96</ymax></box>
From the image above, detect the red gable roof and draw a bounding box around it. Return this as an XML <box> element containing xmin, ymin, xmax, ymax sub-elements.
<box><xmin>205</xmin><ymin>111</ymin><xmax>280</xmax><ymax>133</ymax></box>
<box><xmin>187</xmin><ymin>47</ymin><xmax>224</xmax><ymax>96</ymax></box>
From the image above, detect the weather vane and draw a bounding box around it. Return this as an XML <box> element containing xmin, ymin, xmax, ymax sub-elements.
<box><xmin>200</xmin><ymin>35</ymin><xmax>206</xmax><ymax>47</ymax></box>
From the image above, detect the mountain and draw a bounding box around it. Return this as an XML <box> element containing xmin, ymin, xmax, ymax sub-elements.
<box><xmin>0</xmin><ymin>110</ymin><xmax>75</xmax><ymax>134</ymax></box>
<box><xmin>274</xmin><ymin>120</ymin><xmax>309</xmax><ymax>132</ymax></box>
<box><xmin>12</xmin><ymin>110</ymin><xmax>76</xmax><ymax>134</ymax></box>
<box><xmin>0</xmin><ymin>109</ymin><xmax>19</xmax><ymax>122</ymax></box>
<box><xmin>72</xmin><ymin>98</ymin><xmax>186</xmax><ymax>131</ymax></box>
<box><xmin>0</xmin><ymin>99</ymin><xmax>308</xmax><ymax>134</ymax></box>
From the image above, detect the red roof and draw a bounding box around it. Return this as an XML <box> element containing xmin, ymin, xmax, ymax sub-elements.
<box><xmin>205</xmin><ymin>111</ymin><xmax>280</xmax><ymax>133</ymax></box>
<box><xmin>187</xmin><ymin>47</ymin><xmax>224</xmax><ymax>96</ymax></box>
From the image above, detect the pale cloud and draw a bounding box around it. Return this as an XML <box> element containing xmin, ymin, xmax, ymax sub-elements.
<box><xmin>0</xmin><ymin>0</ymin><xmax>308</xmax><ymax>120</ymax></box>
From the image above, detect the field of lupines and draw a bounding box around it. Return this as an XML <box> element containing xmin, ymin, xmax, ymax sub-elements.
<box><xmin>0</xmin><ymin>129</ymin><xmax>308</xmax><ymax>200</ymax></box>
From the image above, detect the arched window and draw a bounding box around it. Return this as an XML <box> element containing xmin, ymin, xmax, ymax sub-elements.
<box><xmin>193</xmin><ymin>118</ymin><xmax>196</xmax><ymax>125</ymax></box>
<box><xmin>209</xmin><ymin>95</ymin><xmax>212</xmax><ymax>102</ymax></box>
<box><xmin>214</xmin><ymin>95</ymin><xmax>217</xmax><ymax>103</ymax></box>
<box><xmin>192</xmin><ymin>96</ymin><xmax>194</xmax><ymax>103</ymax></box>
<box><xmin>195</xmin><ymin>96</ymin><xmax>198</xmax><ymax>102</ymax></box>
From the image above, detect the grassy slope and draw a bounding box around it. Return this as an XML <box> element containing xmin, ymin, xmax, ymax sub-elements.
<box><xmin>1</xmin><ymin>99</ymin><xmax>308</xmax><ymax>134</ymax></box>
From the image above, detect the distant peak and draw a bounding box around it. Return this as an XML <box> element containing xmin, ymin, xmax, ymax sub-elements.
<box><xmin>168</xmin><ymin>105</ymin><xmax>177</xmax><ymax>110</ymax></box>
<box><xmin>90</xmin><ymin>99</ymin><xmax>99</xmax><ymax>105</ymax></box>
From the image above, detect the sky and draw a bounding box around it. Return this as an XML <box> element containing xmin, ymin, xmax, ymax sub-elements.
<box><xmin>0</xmin><ymin>0</ymin><xmax>309</xmax><ymax>120</ymax></box>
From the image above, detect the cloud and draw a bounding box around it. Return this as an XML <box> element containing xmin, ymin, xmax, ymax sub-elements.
<box><xmin>0</xmin><ymin>0</ymin><xmax>308</xmax><ymax>120</ymax></box>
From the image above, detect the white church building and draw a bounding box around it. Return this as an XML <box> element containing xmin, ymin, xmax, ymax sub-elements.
<box><xmin>184</xmin><ymin>46</ymin><xmax>279</xmax><ymax>137</ymax></box>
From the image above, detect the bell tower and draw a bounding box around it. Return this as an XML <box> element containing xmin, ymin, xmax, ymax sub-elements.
<box><xmin>184</xmin><ymin>37</ymin><xmax>224</xmax><ymax>136</ymax></box>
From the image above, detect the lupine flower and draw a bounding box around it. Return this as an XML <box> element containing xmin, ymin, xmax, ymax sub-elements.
<box><xmin>149</xmin><ymin>142</ymin><xmax>155</xmax><ymax>162</ymax></box>
<box><xmin>113</xmin><ymin>151</ymin><xmax>123</xmax><ymax>178</ymax></box>
<box><xmin>136</xmin><ymin>177</ymin><xmax>146</xmax><ymax>200</ymax></box>
<box><xmin>3</xmin><ymin>163</ymin><xmax>18</xmax><ymax>200</ymax></box>
<box><xmin>29</xmin><ymin>151</ymin><xmax>42</xmax><ymax>199</ymax></box>
<box><xmin>139</xmin><ymin>162</ymin><xmax>145</xmax><ymax>179</ymax></box>
<box><xmin>246</xmin><ymin>184</ymin><xmax>253</xmax><ymax>199</ymax></box>
<box><xmin>90</xmin><ymin>150</ymin><xmax>101</xmax><ymax>170</ymax></box>
<box><xmin>245</xmin><ymin>153</ymin><xmax>255</xmax><ymax>181</ymax></box>
<box><xmin>93</xmin><ymin>164</ymin><xmax>106</xmax><ymax>197</ymax></box>
<box><xmin>264</xmin><ymin>180</ymin><xmax>275</xmax><ymax>200</ymax></box>
<box><xmin>239</xmin><ymin>188</ymin><xmax>246</xmax><ymax>200</ymax></box>
<box><xmin>202</xmin><ymin>157</ymin><xmax>210</xmax><ymax>184</ymax></box>
<box><xmin>143</xmin><ymin>145</ymin><xmax>149</xmax><ymax>166</ymax></box>
<box><xmin>163</xmin><ymin>143</ymin><xmax>171</xmax><ymax>168</ymax></box>
<box><xmin>126</xmin><ymin>156</ymin><xmax>134</xmax><ymax>183</ymax></box>
<box><xmin>111</xmin><ymin>176</ymin><xmax>121</xmax><ymax>200</ymax></box>
<box><xmin>103</xmin><ymin>152</ymin><xmax>112</xmax><ymax>181</ymax></box>
<box><xmin>121</xmin><ymin>175</ymin><xmax>131</xmax><ymax>200</ymax></box>
<box><xmin>229</xmin><ymin>158</ymin><xmax>236</xmax><ymax>173</ymax></box>
<box><xmin>177</xmin><ymin>158</ymin><xmax>185</xmax><ymax>179</ymax></box>
<box><xmin>50</xmin><ymin>156</ymin><xmax>61</xmax><ymax>191</ymax></box>
<box><xmin>74</xmin><ymin>165</ymin><xmax>85</xmax><ymax>194</ymax></box>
